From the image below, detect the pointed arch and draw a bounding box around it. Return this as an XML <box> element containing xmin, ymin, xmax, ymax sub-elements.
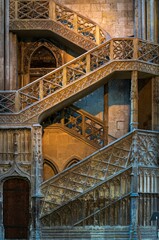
<box><xmin>64</xmin><ymin>158</ymin><xmax>80</xmax><ymax>170</ymax></box>
<box><xmin>43</xmin><ymin>159</ymin><xmax>59</xmax><ymax>181</ymax></box>
<box><xmin>30</xmin><ymin>46</ymin><xmax>57</xmax><ymax>69</ymax></box>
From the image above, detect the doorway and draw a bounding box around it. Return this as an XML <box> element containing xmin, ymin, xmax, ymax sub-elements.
<box><xmin>3</xmin><ymin>178</ymin><xmax>30</xmax><ymax>239</ymax></box>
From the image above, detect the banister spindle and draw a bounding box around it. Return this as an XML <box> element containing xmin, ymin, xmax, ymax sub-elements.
<box><xmin>95</xmin><ymin>25</ymin><xmax>100</xmax><ymax>45</ymax></box>
<box><xmin>86</xmin><ymin>54</ymin><xmax>91</xmax><ymax>73</ymax></box>
<box><xmin>49</xmin><ymin>0</ymin><xmax>56</xmax><ymax>20</ymax></box>
<box><xmin>62</xmin><ymin>67</ymin><xmax>67</xmax><ymax>86</ymax></box>
<box><xmin>133</xmin><ymin>38</ymin><xmax>139</xmax><ymax>59</ymax></box>
<box><xmin>39</xmin><ymin>80</ymin><xmax>44</xmax><ymax>100</ymax></box>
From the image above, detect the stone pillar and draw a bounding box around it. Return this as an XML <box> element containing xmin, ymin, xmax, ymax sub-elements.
<box><xmin>104</xmin><ymin>84</ymin><xmax>108</xmax><ymax>145</ymax></box>
<box><xmin>130</xmin><ymin>71</ymin><xmax>138</xmax><ymax>131</ymax></box>
<box><xmin>150</xmin><ymin>0</ymin><xmax>155</xmax><ymax>42</ymax></box>
<box><xmin>0</xmin><ymin>0</ymin><xmax>5</xmax><ymax>89</ymax></box>
<box><xmin>137</xmin><ymin>0</ymin><xmax>142</xmax><ymax>38</ymax></box>
<box><xmin>152</xmin><ymin>77</ymin><xmax>159</xmax><ymax>130</ymax></box>
<box><xmin>4</xmin><ymin>0</ymin><xmax>10</xmax><ymax>89</ymax></box>
<box><xmin>9</xmin><ymin>33</ymin><xmax>18</xmax><ymax>90</ymax></box>
<box><xmin>141</xmin><ymin>0</ymin><xmax>146</xmax><ymax>39</ymax></box>
<box><xmin>0</xmin><ymin>189</ymin><xmax>4</xmax><ymax>240</ymax></box>
<box><xmin>129</xmin><ymin>133</ymin><xmax>139</xmax><ymax>240</ymax></box>
<box><xmin>30</xmin><ymin>124</ymin><xmax>43</xmax><ymax>240</ymax></box>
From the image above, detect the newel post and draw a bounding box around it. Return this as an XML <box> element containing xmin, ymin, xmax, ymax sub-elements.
<box><xmin>49</xmin><ymin>0</ymin><xmax>56</xmax><ymax>20</ymax></box>
<box><xmin>129</xmin><ymin>132</ymin><xmax>139</xmax><ymax>240</ymax></box>
<box><xmin>30</xmin><ymin>124</ymin><xmax>43</xmax><ymax>240</ymax></box>
<box><xmin>130</xmin><ymin>71</ymin><xmax>139</xmax><ymax>131</ymax></box>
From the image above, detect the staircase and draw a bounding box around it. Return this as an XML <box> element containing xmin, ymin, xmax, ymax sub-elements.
<box><xmin>0</xmin><ymin>38</ymin><xmax>158</xmax><ymax>124</ymax></box>
<box><xmin>42</xmin><ymin>105</ymin><xmax>117</xmax><ymax>148</ymax></box>
<box><xmin>9</xmin><ymin>0</ymin><xmax>109</xmax><ymax>51</ymax></box>
<box><xmin>0</xmin><ymin>2</ymin><xmax>157</xmax><ymax>240</ymax></box>
<box><xmin>40</xmin><ymin>129</ymin><xmax>159</xmax><ymax>239</ymax></box>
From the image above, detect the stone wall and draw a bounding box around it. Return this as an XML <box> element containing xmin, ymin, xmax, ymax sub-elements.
<box><xmin>56</xmin><ymin>0</ymin><xmax>134</xmax><ymax>37</ymax></box>
<box><xmin>42</xmin><ymin>127</ymin><xmax>96</xmax><ymax>174</ymax></box>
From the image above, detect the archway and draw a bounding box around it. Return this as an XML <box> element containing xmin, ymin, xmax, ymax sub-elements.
<box><xmin>43</xmin><ymin>159</ymin><xmax>58</xmax><ymax>181</ymax></box>
<box><xmin>65</xmin><ymin>158</ymin><xmax>79</xmax><ymax>169</ymax></box>
<box><xmin>30</xmin><ymin>46</ymin><xmax>57</xmax><ymax>82</ymax></box>
<box><xmin>3</xmin><ymin>178</ymin><xmax>30</xmax><ymax>239</ymax></box>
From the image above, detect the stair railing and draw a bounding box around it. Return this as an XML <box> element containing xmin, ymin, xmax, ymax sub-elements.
<box><xmin>0</xmin><ymin>38</ymin><xmax>158</xmax><ymax>114</ymax></box>
<box><xmin>9</xmin><ymin>0</ymin><xmax>108</xmax><ymax>44</ymax></box>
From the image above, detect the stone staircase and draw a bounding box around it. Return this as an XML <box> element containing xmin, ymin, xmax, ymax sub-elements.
<box><xmin>42</xmin><ymin>105</ymin><xmax>117</xmax><ymax>148</ymax></box>
<box><xmin>9</xmin><ymin>0</ymin><xmax>109</xmax><ymax>51</ymax></box>
<box><xmin>40</xmin><ymin>130</ymin><xmax>159</xmax><ymax>239</ymax></box>
<box><xmin>0</xmin><ymin>38</ymin><xmax>158</xmax><ymax>125</ymax></box>
<box><xmin>40</xmin><ymin>130</ymin><xmax>159</xmax><ymax>218</ymax></box>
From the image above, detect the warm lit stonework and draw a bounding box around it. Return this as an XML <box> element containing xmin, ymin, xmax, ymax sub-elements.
<box><xmin>0</xmin><ymin>0</ymin><xmax>159</xmax><ymax>239</ymax></box>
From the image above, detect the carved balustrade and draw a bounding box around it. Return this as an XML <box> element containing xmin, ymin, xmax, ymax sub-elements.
<box><xmin>40</xmin><ymin>130</ymin><xmax>159</xmax><ymax>220</ymax></box>
<box><xmin>43</xmin><ymin>105</ymin><xmax>105</xmax><ymax>147</ymax></box>
<box><xmin>138</xmin><ymin>167</ymin><xmax>159</xmax><ymax>227</ymax></box>
<box><xmin>41</xmin><ymin>168</ymin><xmax>132</xmax><ymax>226</ymax></box>
<box><xmin>9</xmin><ymin>0</ymin><xmax>107</xmax><ymax>45</ymax></box>
<box><xmin>0</xmin><ymin>38</ymin><xmax>158</xmax><ymax>120</ymax></box>
<box><xmin>40</xmin><ymin>131</ymin><xmax>133</xmax><ymax>217</ymax></box>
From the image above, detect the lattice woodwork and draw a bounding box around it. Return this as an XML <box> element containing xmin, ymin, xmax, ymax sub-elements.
<box><xmin>138</xmin><ymin>40</ymin><xmax>159</xmax><ymax>64</ymax></box>
<box><xmin>41</xmin><ymin>168</ymin><xmax>131</xmax><ymax>226</ymax></box>
<box><xmin>0</xmin><ymin>91</ymin><xmax>16</xmax><ymax>113</ymax></box>
<box><xmin>113</xmin><ymin>39</ymin><xmax>134</xmax><ymax>59</ymax></box>
<box><xmin>17</xmin><ymin>0</ymin><xmax>49</xmax><ymax>19</ymax></box>
<box><xmin>43</xmin><ymin>105</ymin><xmax>105</xmax><ymax>148</ymax></box>
<box><xmin>0</xmin><ymin>39</ymin><xmax>158</xmax><ymax>124</ymax></box>
<box><xmin>9</xmin><ymin>0</ymin><xmax>107</xmax><ymax>45</ymax></box>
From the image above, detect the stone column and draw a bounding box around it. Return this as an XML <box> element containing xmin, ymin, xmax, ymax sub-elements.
<box><xmin>129</xmin><ymin>133</ymin><xmax>139</xmax><ymax>240</ymax></box>
<box><xmin>0</xmin><ymin>187</ymin><xmax>4</xmax><ymax>240</ymax></box>
<box><xmin>141</xmin><ymin>0</ymin><xmax>146</xmax><ymax>40</ymax></box>
<box><xmin>152</xmin><ymin>77</ymin><xmax>159</xmax><ymax>130</ymax></box>
<box><xmin>0</xmin><ymin>0</ymin><xmax>5</xmax><ymax>89</ymax></box>
<box><xmin>130</xmin><ymin>71</ymin><xmax>138</xmax><ymax>131</ymax></box>
<box><xmin>104</xmin><ymin>84</ymin><xmax>108</xmax><ymax>145</ymax></box>
<box><xmin>30</xmin><ymin>124</ymin><xmax>43</xmax><ymax>240</ymax></box>
<box><xmin>4</xmin><ymin>0</ymin><xmax>10</xmax><ymax>89</ymax></box>
<box><xmin>9</xmin><ymin>33</ymin><xmax>18</xmax><ymax>90</ymax></box>
<box><xmin>150</xmin><ymin>0</ymin><xmax>155</xmax><ymax>42</ymax></box>
<box><xmin>138</xmin><ymin>0</ymin><xmax>142</xmax><ymax>38</ymax></box>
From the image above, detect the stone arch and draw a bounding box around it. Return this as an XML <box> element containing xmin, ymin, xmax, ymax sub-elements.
<box><xmin>43</xmin><ymin>159</ymin><xmax>59</xmax><ymax>181</ymax></box>
<box><xmin>30</xmin><ymin>46</ymin><xmax>57</xmax><ymax>69</ymax></box>
<box><xmin>64</xmin><ymin>158</ymin><xmax>80</xmax><ymax>170</ymax></box>
<box><xmin>21</xmin><ymin>40</ymin><xmax>63</xmax><ymax>85</ymax></box>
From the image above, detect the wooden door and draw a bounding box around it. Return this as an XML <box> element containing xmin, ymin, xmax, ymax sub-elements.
<box><xmin>3</xmin><ymin>178</ymin><xmax>30</xmax><ymax>239</ymax></box>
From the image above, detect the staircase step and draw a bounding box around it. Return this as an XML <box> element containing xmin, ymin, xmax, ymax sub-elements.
<box><xmin>42</xmin><ymin>226</ymin><xmax>130</xmax><ymax>240</ymax></box>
